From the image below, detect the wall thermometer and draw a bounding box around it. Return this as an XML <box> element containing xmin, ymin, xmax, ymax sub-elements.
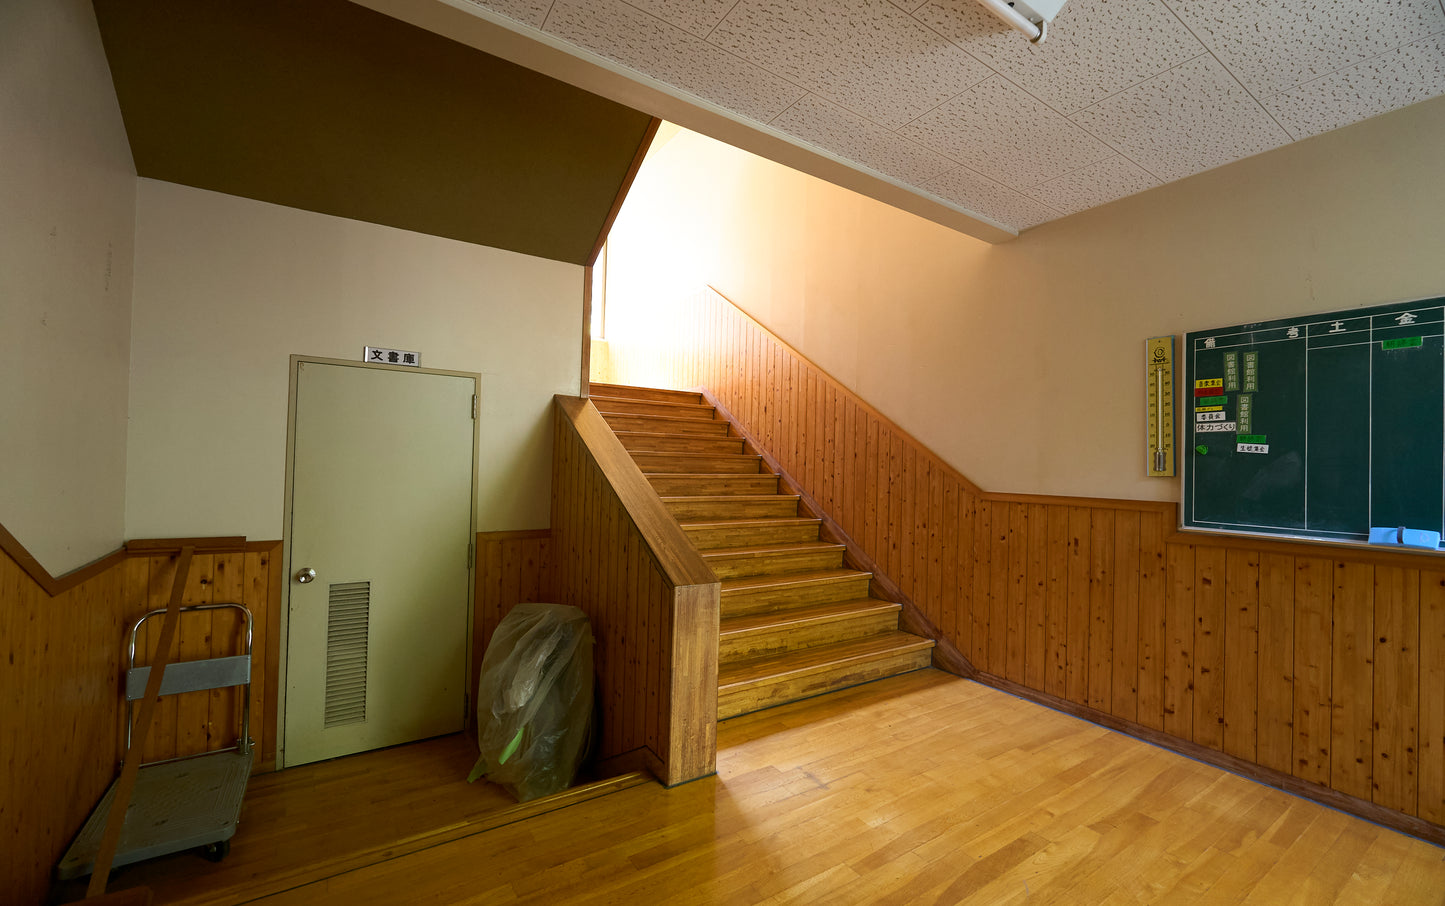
<box><xmin>1146</xmin><ymin>336</ymin><xmax>1175</xmax><ymax>477</ymax></box>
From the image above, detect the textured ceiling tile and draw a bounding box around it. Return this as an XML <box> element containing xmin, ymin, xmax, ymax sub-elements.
<box><xmin>772</xmin><ymin>94</ymin><xmax>958</xmax><ymax>184</ymax></box>
<box><xmin>1026</xmin><ymin>154</ymin><xmax>1161</xmax><ymax>215</ymax></box>
<box><xmin>545</xmin><ymin>0</ymin><xmax>804</xmax><ymax>122</ymax></box>
<box><xmin>1070</xmin><ymin>55</ymin><xmax>1291</xmax><ymax>182</ymax></box>
<box><xmin>1164</xmin><ymin>0</ymin><xmax>1445</xmax><ymax>98</ymax></box>
<box><xmin>620</xmin><ymin>0</ymin><xmax>741</xmax><ymax>38</ymax></box>
<box><xmin>461</xmin><ymin>0</ymin><xmax>554</xmax><ymax>29</ymax></box>
<box><xmin>916</xmin><ymin>0</ymin><xmax>1204</xmax><ymax>114</ymax></box>
<box><xmin>900</xmin><ymin>76</ymin><xmax>1114</xmax><ymax>190</ymax></box>
<box><xmin>709</xmin><ymin>0</ymin><xmax>993</xmax><ymax>129</ymax></box>
<box><xmin>1263</xmin><ymin>34</ymin><xmax>1445</xmax><ymax>138</ymax></box>
<box><xmin>922</xmin><ymin>165</ymin><xmax>1061</xmax><ymax>230</ymax></box>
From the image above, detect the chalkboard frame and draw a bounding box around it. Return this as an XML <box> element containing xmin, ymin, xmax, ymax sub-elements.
<box><xmin>1180</xmin><ymin>294</ymin><xmax>1445</xmax><ymax>554</ymax></box>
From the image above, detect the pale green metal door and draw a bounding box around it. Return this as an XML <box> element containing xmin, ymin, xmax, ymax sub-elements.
<box><xmin>284</xmin><ymin>361</ymin><xmax>474</xmax><ymax>767</ymax></box>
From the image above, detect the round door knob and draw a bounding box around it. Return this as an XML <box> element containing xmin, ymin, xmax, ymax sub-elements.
<box><xmin>295</xmin><ymin>567</ymin><xmax>317</xmax><ymax>584</ymax></box>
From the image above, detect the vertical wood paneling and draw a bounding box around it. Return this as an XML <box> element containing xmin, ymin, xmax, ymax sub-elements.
<box><xmin>1111</xmin><ymin>511</ymin><xmax>1140</xmax><ymax>722</ymax></box>
<box><xmin>1066</xmin><ymin>507</ymin><xmax>1091</xmax><ymax>705</ymax></box>
<box><xmin>1</xmin><ymin>537</ymin><xmax>282</xmax><ymax>906</ymax></box>
<box><xmin>1223</xmin><ymin>550</ymin><xmax>1260</xmax><ymax>761</ymax></box>
<box><xmin>2</xmin><ymin>546</ymin><xmax>127</xmax><ymax>906</ymax></box>
<box><xmin>971</xmin><ymin>501</ymin><xmax>992</xmax><ymax>671</ymax></box>
<box><xmin>1025</xmin><ymin>503</ymin><xmax>1049</xmax><ymax>691</ymax></box>
<box><xmin>1256</xmin><ymin>553</ymin><xmax>1295</xmax><ymax>773</ymax></box>
<box><xmin>1007</xmin><ymin>503</ymin><xmax>1028</xmax><ymax>683</ymax></box>
<box><xmin>1087</xmin><ymin>509</ymin><xmax>1114</xmax><ymax>712</ymax></box>
<box><xmin>1193</xmin><ymin>546</ymin><xmax>1226</xmax><ymax>750</ymax></box>
<box><xmin>1332</xmin><ymin>561</ymin><xmax>1375</xmax><ymax>800</ymax></box>
<box><xmin>549</xmin><ymin>399</ymin><xmax>717</xmax><ymax>783</ymax></box>
<box><xmin>595</xmin><ymin>286</ymin><xmax>1445</xmax><ymax>838</ymax></box>
<box><xmin>956</xmin><ymin>491</ymin><xmax>975</xmax><ymax>660</ymax></box>
<box><xmin>1420</xmin><ymin>570</ymin><xmax>1445</xmax><ymax>824</ymax></box>
<box><xmin>1372</xmin><ymin>566</ymin><xmax>1419</xmax><ymax>814</ymax></box>
<box><xmin>1044</xmin><ymin>505</ymin><xmax>1070</xmax><ymax>699</ymax></box>
<box><xmin>1294</xmin><ymin>557</ymin><xmax>1333</xmax><ymax>785</ymax></box>
<box><xmin>1136</xmin><ymin>511</ymin><xmax>1166</xmax><ymax>731</ymax></box>
<box><xmin>1164</xmin><ymin>544</ymin><xmax>1195</xmax><ymax>739</ymax></box>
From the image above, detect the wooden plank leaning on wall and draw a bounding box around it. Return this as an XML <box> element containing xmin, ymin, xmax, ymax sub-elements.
<box><xmin>598</xmin><ymin>285</ymin><xmax>1445</xmax><ymax>845</ymax></box>
<box><xmin>0</xmin><ymin>528</ymin><xmax>282</xmax><ymax>906</ymax></box>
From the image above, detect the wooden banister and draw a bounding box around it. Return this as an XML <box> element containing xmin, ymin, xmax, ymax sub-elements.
<box><xmin>555</xmin><ymin>396</ymin><xmax>714</xmax><ymax>587</ymax></box>
<box><xmin>550</xmin><ymin>396</ymin><xmax>718</xmax><ymax>786</ymax></box>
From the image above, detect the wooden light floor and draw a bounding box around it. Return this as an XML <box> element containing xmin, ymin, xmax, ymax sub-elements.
<box><xmin>75</xmin><ymin>735</ymin><xmax>646</xmax><ymax>905</ymax></box>
<box><xmin>109</xmin><ymin>670</ymin><xmax>1443</xmax><ymax>904</ymax></box>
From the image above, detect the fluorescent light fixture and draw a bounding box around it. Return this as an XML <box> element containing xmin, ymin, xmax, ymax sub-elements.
<box><xmin>974</xmin><ymin>0</ymin><xmax>1068</xmax><ymax>42</ymax></box>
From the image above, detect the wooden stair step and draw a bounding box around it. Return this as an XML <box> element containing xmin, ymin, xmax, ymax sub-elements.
<box><xmin>664</xmin><ymin>495</ymin><xmax>801</xmax><ymax>521</ymax></box>
<box><xmin>720</xmin><ymin>569</ymin><xmax>872</xmax><ymax>615</ymax></box>
<box><xmin>615</xmin><ymin>432</ymin><xmax>745</xmax><ymax>455</ymax></box>
<box><xmin>716</xmin><ymin>632</ymin><xmax>935</xmax><ymax>719</ymax></box>
<box><xmin>629</xmin><ymin>451</ymin><xmax>763</xmax><ymax>474</ymax></box>
<box><xmin>601</xmin><ymin>413</ymin><xmax>732</xmax><ymax>436</ymax></box>
<box><xmin>590</xmin><ymin>395</ymin><xmax>721</xmax><ymax>420</ymax></box>
<box><xmin>703</xmin><ymin>542</ymin><xmax>846</xmax><ymax>579</ymax></box>
<box><xmin>719</xmin><ymin>599</ymin><xmax>903</xmax><ymax>661</ymax></box>
<box><xmin>682</xmin><ymin>517</ymin><xmax>823</xmax><ymax>550</ymax></box>
<box><xmin>648</xmin><ymin>473</ymin><xmax>780</xmax><ymax>497</ymax></box>
<box><xmin>588</xmin><ymin>382</ymin><xmax>703</xmax><ymax>405</ymax></box>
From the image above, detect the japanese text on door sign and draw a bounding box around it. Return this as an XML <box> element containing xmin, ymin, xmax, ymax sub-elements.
<box><xmin>364</xmin><ymin>346</ymin><xmax>422</xmax><ymax>367</ymax></box>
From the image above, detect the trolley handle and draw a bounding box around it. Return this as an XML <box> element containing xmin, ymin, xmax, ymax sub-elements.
<box><xmin>125</xmin><ymin>602</ymin><xmax>254</xmax><ymax>760</ymax></box>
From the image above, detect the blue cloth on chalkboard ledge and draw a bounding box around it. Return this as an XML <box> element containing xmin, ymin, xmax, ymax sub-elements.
<box><xmin>1369</xmin><ymin>526</ymin><xmax>1443</xmax><ymax>550</ymax></box>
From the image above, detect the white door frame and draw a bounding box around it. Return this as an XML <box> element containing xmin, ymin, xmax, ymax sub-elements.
<box><xmin>276</xmin><ymin>354</ymin><xmax>480</xmax><ymax>769</ymax></box>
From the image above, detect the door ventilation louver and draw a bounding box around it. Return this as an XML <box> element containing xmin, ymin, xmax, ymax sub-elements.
<box><xmin>324</xmin><ymin>581</ymin><xmax>370</xmax><ymax>727</ymax></box>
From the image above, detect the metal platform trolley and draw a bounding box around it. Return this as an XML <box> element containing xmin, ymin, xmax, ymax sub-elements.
<box><xmin>58</xmin><ymin>603</ymin><xmax>255</xmax><ymax>880</ymax></box>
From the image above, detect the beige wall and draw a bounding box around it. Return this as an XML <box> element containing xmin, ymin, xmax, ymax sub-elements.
<box><xmin>604</xmin><ymin>97</ymin><xmax>1445</xmax><ymax>502</ymax></box>
<box><xmin>127</xmin><ymin>179</ymin><xmax>582</xmax><ymax>542</ymax></box>
<box><xmin>0</xmin><ymin>0</ymin><xmax>135</xmax><ymax>575</ymax></box>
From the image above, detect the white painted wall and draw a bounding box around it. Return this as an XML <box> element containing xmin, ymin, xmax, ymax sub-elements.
<box><xmin>0</xmin><ymin>0</ymin><xmax>135</xmax><ymax>575</ymax></box>
<box><xmin>604</xmin><ymin>97</ymin><xmax>1445</xmax><ymax>503</ymax></box>
<box><xmin>127</xmin><ymin>180</ymin><xmax>582</xmax><ymax>542</ymax></box>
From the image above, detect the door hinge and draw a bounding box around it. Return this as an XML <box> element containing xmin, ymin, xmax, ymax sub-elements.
<box><xmin>471</xmin><ymin>394</ymin><xmax>478</xmax><ymax>419</ymax></box>
<box><xmin>467</xmin><ymin>541</ymin><xmax>475</xmax><ymax>570</ymax></box>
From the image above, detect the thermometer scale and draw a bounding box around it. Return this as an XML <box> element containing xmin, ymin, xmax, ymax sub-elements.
<box><xmin>1146</xmin><ymin>336</ymin><xmax>1175</xmax><ymax>477</ymax></box>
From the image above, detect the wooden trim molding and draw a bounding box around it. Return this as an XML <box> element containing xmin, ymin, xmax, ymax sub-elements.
<box><xmin>125</xmin><ymin>536</ymin><xmax>253</xmax><ymax>554</ymax></box>
<box><xmin>0</xmin><ymin>520</ymin><xmax>126</xmax><ymax>598</ymax></box>
<box><xmin>587</xmin><ymin>117</ymin><xmax>661</xmax><ymax>269</ymax></box>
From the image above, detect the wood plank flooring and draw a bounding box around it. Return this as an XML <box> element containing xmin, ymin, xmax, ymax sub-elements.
<box><xmin>105</xmin><ymin>671</ymin><xmax>1445</xmax><ymax>904</ymax></box>
<box><xmin>68</xmin><ymin>736</ymin><xmax>647</xmax><ymax>906</ymax></box>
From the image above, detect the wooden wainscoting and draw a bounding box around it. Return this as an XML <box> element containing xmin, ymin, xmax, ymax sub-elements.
<box><xmin>597</xmin><ymin>286</ymin><xmax>1445</xmax><ymax>842</ymax></box>
<box><xmin>0</xmin><ymin>531</ymin><xmax>281</xmax><ymax>906</ymax></box>
<box><xmin>122</xmin><ymin>542</ymin><xmax>282</xmax><ymax>770</ymax></box>
<box><xmin>472</xmin><ymin>528</ymin><xmax>551</xmax><ymax>716</ymax></box>
<box><xmin>551</xmin><ymin>396</ymin><xmax>719</xmax><ymax>785</ymax></box>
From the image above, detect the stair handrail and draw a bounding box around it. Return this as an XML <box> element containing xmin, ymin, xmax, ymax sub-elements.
<box><xmin>555</xmin><ymin>396</ymin><xmax>715</xmax><ymax>588</ymax></box>
<box><xmin>552</xmin><ymin>395</ymin><xmax>718</xmax><ymax>785</ymax></box>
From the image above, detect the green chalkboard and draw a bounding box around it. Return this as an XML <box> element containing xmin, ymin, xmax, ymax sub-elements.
<box><xmin>1182</xmin><ymin>296</ymin><xmax>1444</xmax><ymax>547</ymax></box>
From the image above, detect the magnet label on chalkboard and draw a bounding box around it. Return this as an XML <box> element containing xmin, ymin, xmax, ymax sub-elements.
<box><xmin>1196</xmin><ymin>422</ymin><xmax>1238</xmax><ymax>433</ymax></box>
<box><xmin>1237</xmin><ymin>443</ymin><xmax>1270</xmax><ymax>454</ymax></box>
<box><xmin>1196</xmin><ymin>411</ymin><xmax>1228</xmax><ymax>422</ymax></box>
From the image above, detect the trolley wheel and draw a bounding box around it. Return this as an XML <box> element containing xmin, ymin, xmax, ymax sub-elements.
<box><xmin>202</xmin><ymin>839</ymin><xmax>231</xmax><ymax>863</ymax></box>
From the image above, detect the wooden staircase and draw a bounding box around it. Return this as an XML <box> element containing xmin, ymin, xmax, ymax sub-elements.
<box><xmin>589</xmin><ymin>382</ymin><xmax>934</xmax><ymax>719</ymax></box>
